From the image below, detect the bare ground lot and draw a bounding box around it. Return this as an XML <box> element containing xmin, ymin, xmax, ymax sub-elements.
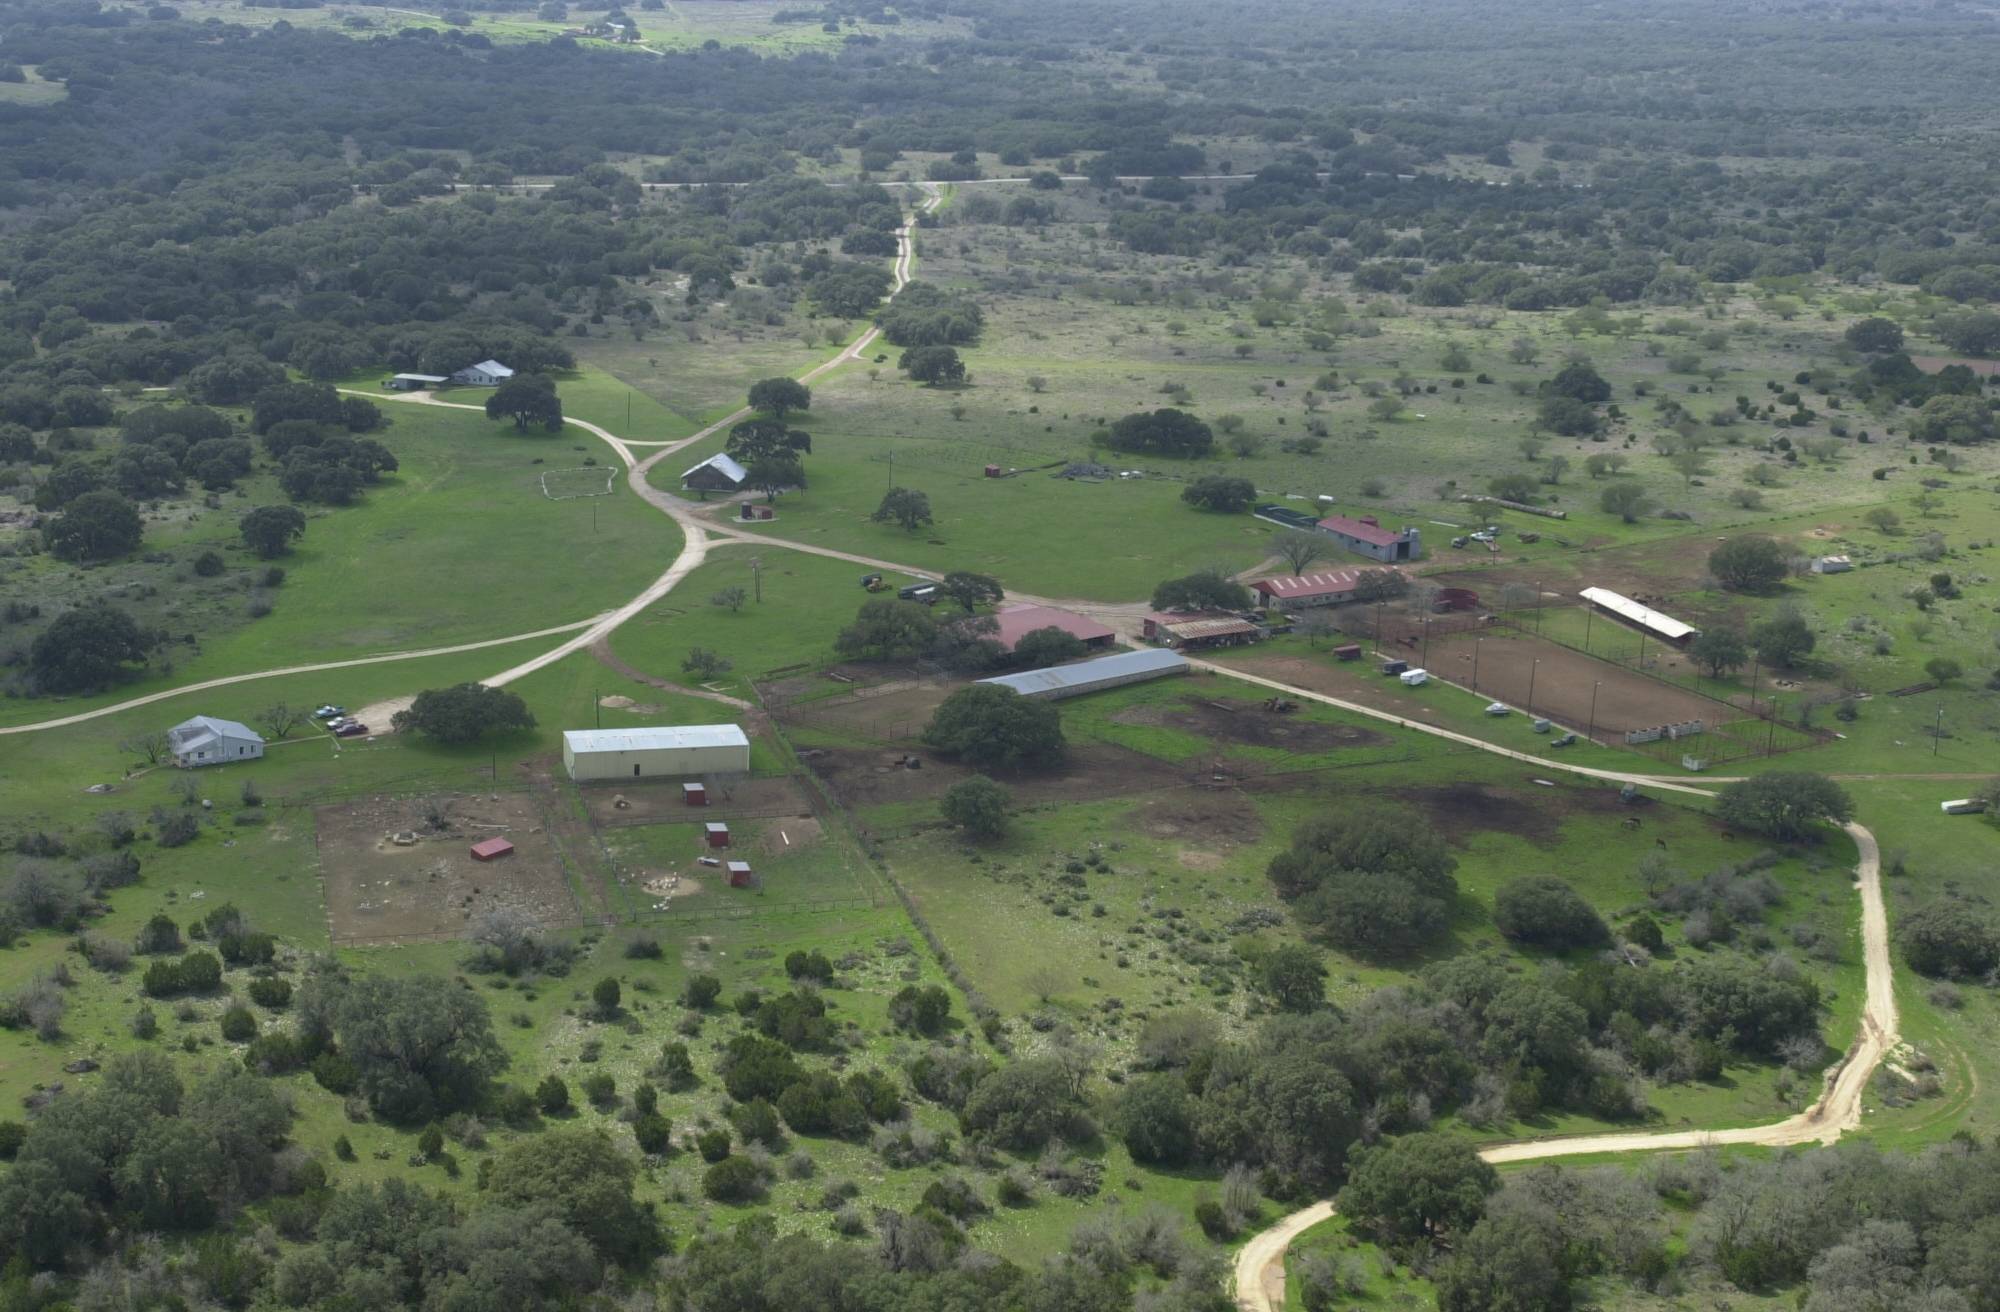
<box><xmin>1424</xmin><ymin>631</ymin><xmax>1728</xmax><ymax>734</ymax></box>
<box><xmin>773</xmin><ymin>679</ymin><xmax>956</xmax><ymax>743</ymax></box>
<box><xmin>1221</xmin><ymin>632</ymin><xmax>1724</xmax><ymax>739</ymax></box>
<box><xmin>316</xmin><ymin>792</ymin><xmax>578</xmax><ymax>943</ymax></box>
<box><xmin>806</xmin><ymin>740</ymin><xmax>1187</xmax><ymax>810</ymax></box>
<box><xmin>580</xmin><ymin>773</ymin><xmax>816</xmax><ymax>828</ymax></box>
<box><xmin>1111</xmin><ymin>696</ymin><xmax>1391</xmax><ymax>753</ymax></box>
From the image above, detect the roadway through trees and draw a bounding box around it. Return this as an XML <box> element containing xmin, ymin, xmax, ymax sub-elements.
<box><xmin>8</xmin><ymin>186</ymin><xmax>1903</xmax><ymax>1306</ymax></box>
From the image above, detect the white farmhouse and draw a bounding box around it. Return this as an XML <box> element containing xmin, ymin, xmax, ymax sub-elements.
<box><xmin>167</xmin><ymin>716</ymin><xmax>265</xmax><ymax>768</ymax></box>
<box><xmin>450</xmin><ymin>359</ymin><xmax>515</xmax><ymax>386</ymax></box>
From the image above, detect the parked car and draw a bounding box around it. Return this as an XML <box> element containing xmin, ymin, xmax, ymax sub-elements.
<box><xmin>334</xmin><ymin>722</ymin><xmax>368</xmax><ymax>738</ymax></box>
<box><xmin>313</xmin><ymin>705</ymin><xmax>345</xmax><ymax>719</ymax></box>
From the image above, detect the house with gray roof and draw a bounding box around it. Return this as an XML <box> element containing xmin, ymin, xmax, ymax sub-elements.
<box><xmin>166</xmin><ymin>716</ymin><xmax>265</xmax><ymax>768</ymax></box>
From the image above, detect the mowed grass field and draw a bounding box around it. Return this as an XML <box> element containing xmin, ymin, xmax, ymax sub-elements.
<box><xmin>0</xmin><ymin>401</ymin><xmax>680</xmax><ymax>729</ymax></box>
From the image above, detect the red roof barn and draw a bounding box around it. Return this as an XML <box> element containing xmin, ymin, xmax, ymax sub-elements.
<box><xmin>989</xmin><ymin>604</ymin><xmax>1116</xmax><ymax>653</ymax></box>
<box><xmin>1252</xmin><ymin>567</ymin><xmax>1392</xmax><ymax>608</ymax></box>
<box><xmin>469</xmin><ymin>837</ymin><xmax>515</xmax><ymax>861</ymax></box>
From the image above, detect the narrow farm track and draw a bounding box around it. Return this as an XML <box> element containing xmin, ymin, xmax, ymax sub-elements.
<box><xmin>1233</xmin><ymin>819</ymin><xmax>1894</xmax><ymax>1311</ymax></box>
<box><xmin>0</xmin><ymin>618</ymin><xmax>601</xmax><ymax>736</ymax></box>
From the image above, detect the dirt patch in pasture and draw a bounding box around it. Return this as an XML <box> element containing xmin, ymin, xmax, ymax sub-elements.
<box><xmin>315</xmin><ymin>792</ymin><xmax>576</xmax><ymax>943</ymax></box>
<box><xmin>808</xmin><ymin>741</ymin><xmax>1185</xmax><ymax>811</ymax></box>
<box><xmin>761</xmin><ymin>815</ymin><xmax>823</xmax><ymax>854</ymax></box>
<box><xmin>773</xmin><ymin>679</ymin><xmax>956</xmax><ymax>743</ymax></box>
<box><xmin>580</xmin><ymin>773</ymin><xmax>816</xmax><ymax>827</ymax></box>
<box><xmin>1130</xmin><ymin>791</ymin><xmax>1266</xmax><ymax>849</ymax></box>
<box><xmin>1111</xmin><ymin>696</ymin><xmax>1389</xmax><ymax>753</ymax></box>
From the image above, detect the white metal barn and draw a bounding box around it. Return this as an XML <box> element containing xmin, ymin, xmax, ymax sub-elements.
<box><xmin>166</xmin><ymin>716</ymin><xmax>265</xmax><ymax>768</ymax></box>
<box><xmin>561</xmin><ymin>725</ymin><xmax>750</xmax><ymax>782</ymax></box>
<box><xmin>977</xmin><ymin>648</ymin><xmax>1189</xmax><ymax>701</ymax></box>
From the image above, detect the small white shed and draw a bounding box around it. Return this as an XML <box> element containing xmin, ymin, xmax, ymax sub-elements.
<box><xmin>451</xmin><ymin>359</ymin><xmax>515</xmax><ymax>386</ymax></box>
<box><xmin>562</xmin><ymin>725</ymin><xmax>750</xmax><ymax>782</ymax></box>
<box><xmin>166</xmin><ymin>716</ymin><xmax>265</xmax><ymax>768</ymax></box>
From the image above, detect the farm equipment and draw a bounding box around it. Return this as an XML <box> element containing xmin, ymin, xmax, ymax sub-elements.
<box><xmin>1517</xmin><ymin>531</ymin><xmax>1540</xmax><ymax>544</ymax></box>
<box><xmin>859</xmin><ymin>573</ymin><xmax>885</xmax><ymax>591</ymax></box>
<box><xmin>898</xmin><ymin>582</ymin><xmax>940</xmax><ymax>604</ymax></box>
<box><xmin>1262</xmin><ymin>697</ymin><xmax>1299</xmax><ymax>713</ymax></box>
<box><xmin>1550</xmin><ymin>732</ymin><xmax>1578</xmax><ymax>748</ymax></box>
<box><xmin>1531</xmin><ymin>718</ymin><xmax>1552</xmax><ymax>734</ymax></box>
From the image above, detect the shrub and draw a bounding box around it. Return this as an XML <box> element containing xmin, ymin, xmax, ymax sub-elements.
<box><xmin>536</xmin><ymin>1075</ymin><xmax>571</xmax><ymax>1115</ymax></box>
<box><xmin>703</xmin><ymin>1155</ymin><xmax>765</xmax><ymax>1203</ymax></box>
<box><xmin>219</xmin><ymin>1004</ymin><xmax>259</xmax><ymax>1042</ymax></box>
<box><xmin>696</xmin><ymin>1127</ymin><xmax>733</xmax><ymax>1163</ymax></box>
<box><xmin>248</xmin><ymin>976</ymin><xmax>293</xmax><ymax>1009</ymax></box>
<box><xmin>1493</xmin><ymin>876</ymin><xmax>1611</xmax><ymax>949</ymax></box>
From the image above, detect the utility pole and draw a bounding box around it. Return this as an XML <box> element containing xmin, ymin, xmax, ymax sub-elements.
<box><xmin>1472</xmin><ymin>637</ymin><xmax>1482</xmax><ymax>690</ymax></box>
<box><xmin>1421</xmin><ymin>618</ymin><xmax>1431</xmax><ymax>669</ymax></box>
<box><xmin>1583</xmin><ymin>603</ymin><xmax>1593</xmax><ymax>651</ymax></box>
<box><xmin>1587</xmin><ymin>680</ymin><xmax>1601</xmax><ymax>742</ymax></box>
<box><xmin>1934</xmin><ymin>704</ymin><xmax>1944</xmax><ymax>757</ymax></box>
<box><xmin>594</xmin><ymin>691</ymin><xmax>601</xmax><ymax>730</ymax></box>
<box><xmin>750</xmin><ymin>556</ymin><xmax>763</xmax><ymax>604</ymax></box>
<box><xmin>1527</xmin><ymin>658</ymin><xmax>1540</xmax><ymax>714</ymax></box>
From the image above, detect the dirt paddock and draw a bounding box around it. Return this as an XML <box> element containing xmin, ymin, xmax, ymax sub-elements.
<box><xmin>1112</xmin><ymin>695</ymin><xmax>1389</xmax><ymax>753</ymax></box>
<box><xmin>809</xmin><ymin>740</ymin><xmax>1187</xmax><ymax>810</ymax></box>
<box><xmin>1427</xmin><ymin>632</ymin><xmax>1723</xmax><ymax>734</ymax></box>
<box><xmin>580</xmin><ymin>773</ymin><xmax>816</xmax><ymax>827</ymax></box>
<box><xmin>316</xmin><ymin>792</ymin><xmax>576</xmax><ymax>942</ymax></box>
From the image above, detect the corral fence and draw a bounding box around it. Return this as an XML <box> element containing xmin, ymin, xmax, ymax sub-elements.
<box><xmin>1623</xmin><ymin>716</ymin><xmax>1822</xmax><ymax>769</ymax></box>
<box><xmin>539</xmin><ymin>466</ymin><xmax>617</xmax><ymax>500</ymax></box>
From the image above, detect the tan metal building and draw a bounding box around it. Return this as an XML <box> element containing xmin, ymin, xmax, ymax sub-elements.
<box><xmin>561</xmin><ymin>725</ymin><xmax>750</xmax><ymax>782</ymax></box>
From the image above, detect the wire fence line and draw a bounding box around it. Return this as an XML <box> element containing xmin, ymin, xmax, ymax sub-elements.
<box><xmin>539</xmin><ymin>466</ymin><xmax>617</xmax><ymax>500</ymax></box>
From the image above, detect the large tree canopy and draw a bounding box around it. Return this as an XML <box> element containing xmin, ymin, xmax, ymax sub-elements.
<box><xmin>391</xmin><ymin>683</ymin><xmax>537</xmax><ymax>744</ymax></box>
<box><xmin>923</xmin><ymin>685</ymin><xmax>1066</xmax><ymax>772</ymax></box>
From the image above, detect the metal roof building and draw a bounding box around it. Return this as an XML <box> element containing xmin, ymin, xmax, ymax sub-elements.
<box><xmin>989</xmin><ymin>604</ymin><xmax>1116</xmax><ymax>652</ymax></box>
<box><xmin>977</xmin><ymin>648</ymin><xmax>1189</xmax><ymax>700</ymax></box>
<box><xmin>1579</xmin><ymin>587</ymin><xmax>1700</xmax><ymax>644</ymax></box>
<box><xmin>1252</xmin><ymin>567</ymin><xmax>1388</xmax><ymax>606</ymax></box>
<box><xmin>166</xmin><ymin>715</ymin><xmax>265</xmax><ymax>768</ymax></box>
<box><xmin>562</xmin><ymin>725</ymin><xmax>751</xmax><ymax>782</ymax></box>
<box><xmin>681</xmin><ymin>452</ymin><xmax>749</xmax><ymax>493</ymax></box>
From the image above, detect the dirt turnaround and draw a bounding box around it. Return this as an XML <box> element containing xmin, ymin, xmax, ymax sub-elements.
<box><xmin>1234</xmin><ymin>820</ymin><xmax>1894</xmax><ymax>1311</ymax></box>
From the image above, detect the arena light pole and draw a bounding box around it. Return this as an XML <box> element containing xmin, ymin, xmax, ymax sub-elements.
<box><xmin>1587</xmin><ymin>680</ymin><xmax>1601</xmax><ymax>742</ymax></box>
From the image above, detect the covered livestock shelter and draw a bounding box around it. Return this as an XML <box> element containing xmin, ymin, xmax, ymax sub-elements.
<box><xmin>1579</xmin><ymin>587</ymin><xmax>1700</xmax><ymax>646</ymax></box>
<box><xmin>562</xmin><ymin>725</ymin><xmax>751</xmax><ymax>782</ymax></box>
<box><xmin>1252</xmin><ymin>567</ymin><xmax>1391</xmax><ymax>608</ymax></box>
<box><xmin>978</xmin><ymin>648</ymin><xmax>1189</xmax><ymax>701</ymax></box>
<box><xmin>989</xmin><ymin>604</ymin><xmax>1116</xmax><ymax>653</ymax></box>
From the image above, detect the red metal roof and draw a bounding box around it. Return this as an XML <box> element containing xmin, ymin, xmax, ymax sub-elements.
<box><xmin>1316</xmin><ymin>514</ymin><xmax>1404</xmax><ymax>547</ymax></box>
<box><xmin>990</xmin><ymin>604</ymin><xmax>1115</xmax><ymax>651</ymax></box>
<box><xmin>469</xmin><ymin>837</ymin><xmax>515</xmax><ymax>859</ymax></box>
<box><xmin>1253</xmin><ymin>567</ymin><xmax>1386</xmax><ymax>599</ymax></box>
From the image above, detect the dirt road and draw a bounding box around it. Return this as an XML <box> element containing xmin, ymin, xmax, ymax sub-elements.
<box><xmin>0</xmin><ymin>618</ymin><xmax>599</xmax><ymax>737</ymax></box>
<box><xmin>1233</xmin><ymin>820</ymin><xmax>1893</xmax><ymax>1311</ymax></box>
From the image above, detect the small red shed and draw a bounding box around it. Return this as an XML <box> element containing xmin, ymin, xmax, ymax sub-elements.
<box><xmin>1333</xmin><ymin>643</ymin><xmax>1363</xmax><ymax>661</ymax></box>
<box><xmin>984</xmin><ymin>464</ymin><xmax>1003</xmax><ymax>478</ymax></box>
<box><xmin>682</xmin><ymin>782</ymin><xmax>707</xmax><ymax>807</ymax></box>
<box><xmin>469</xmin><ymin>837</ymin><xmax>515</xmax><ymax>862</ymax></box>
<box><xmin>726</xmin><ymin>860</ymin><xmax>754</xmax><ymax>888</ymax></box>
<box><xmin>704</xmin><ymin>822</ymin><xmax>730</xmax><ymax>849</ymax></box>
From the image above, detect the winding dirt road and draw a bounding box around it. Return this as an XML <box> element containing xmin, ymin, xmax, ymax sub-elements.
<box><xmin>11</xmin><ymin>173</ymin><xmax>1905</xmax><ymax>1312</ymax></box>
<box><xmin>1233</xmin><ymin>819</ymin><xmax>1894</xmax><ymax>1311</ymax></box>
